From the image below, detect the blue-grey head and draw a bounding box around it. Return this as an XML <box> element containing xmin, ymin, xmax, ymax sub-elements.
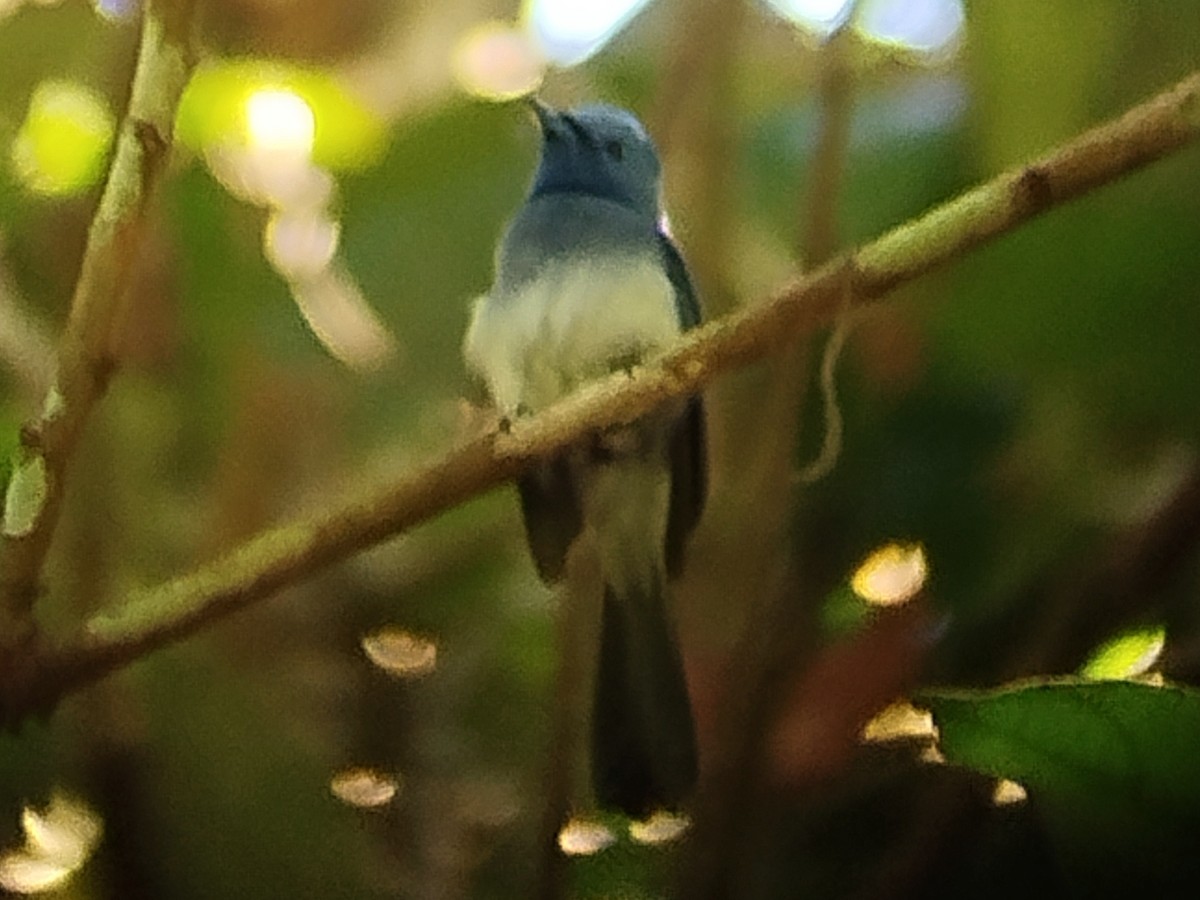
<box><xmin>527</xmin><ymin>100</ymin><xmax>662</xmax><ymax>221</ymax></box>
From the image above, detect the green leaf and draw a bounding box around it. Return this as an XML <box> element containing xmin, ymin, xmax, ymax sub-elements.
<box><xmin>1080</xmin><ymin>625</ymin><xmax>1166</xmax><ymax>680</ymax></box>
<box><xmin>919</xmin><ymin>680</ymin><xmax>1200</xmax><ymax>889</ymax></box>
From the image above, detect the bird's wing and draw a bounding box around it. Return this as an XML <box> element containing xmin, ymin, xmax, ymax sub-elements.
<box><xmin>518</xmin><ymin>458</ymin><xmax>583</xmax><ymax>584</ymax></box>
<box><xmin>657</xmin><ymin>232</ymin><xmax>703</xmax><ymax>330</ymax></box>
<box><xmin>658</xmin><ymin>233</ymin><xmax>708</xmax><ymax>577</ymax></box>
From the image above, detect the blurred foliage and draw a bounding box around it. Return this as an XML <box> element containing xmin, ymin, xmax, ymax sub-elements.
<box><xmin>1</xmin><ymin>0</ymin><xmax>1200</xmax><ymax>898</ymax></box>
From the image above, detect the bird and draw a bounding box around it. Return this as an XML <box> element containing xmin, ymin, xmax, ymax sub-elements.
<box><xmin>463</xmin><ymin>99</ymin><xmax>707</xmax><ymax>818</ymax></box>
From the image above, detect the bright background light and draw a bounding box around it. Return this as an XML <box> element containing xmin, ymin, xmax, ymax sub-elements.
<box><xmin>453</xmin><ymin>21</ymin><xmax>546</xmax><ymax>101</ymax></box>
<box><xmin>176</xmin><ymin>60</ymin><xmax>386</xmax><ymax>171</ymax></box>
<box><xmin>523</xmin><ymin>0</ymin><xmax>655</xmax><ymax>66</ymax></box>
<box><xmin>860</xmin><ymin>0</ymin><xmax>964</xmax><ymax>55</ymax></box>
<box><xmin>92</xmin><ymin>0</ymin><xmax>138</xmax><ymax>19</ymax></box>
<box><xmin>556</xmin><ymin>818</ymin><xmax>616</xmax><ymax>856</ymax></box>
<box><xmin>850</xmin><ymin>542</ymin><xmax>928</xmax><ymax>606</ymax></box>
<box><xmin>245</xmin><ymin>88</ymin><xmax>316</xmax><ymax>158</ymax></box>
<box><xmin>764</xmin><ymin>0</ymin><xmax>854</xmax><ymax>37</ymax></box>
<box><xmin>765</xmin><ymin>0</ymin><xmax>964</xmax><ymax>54</ymax></box>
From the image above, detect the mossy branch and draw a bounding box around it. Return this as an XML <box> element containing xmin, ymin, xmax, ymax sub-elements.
<box><xmin>16</xmin><ymin>69</ymin><xmax>1200</xmax><ymax>723</ymax></box>
<box><xmin>0</xmin><ymin>1</ymin><xmax>198</xmax><ymax>654</ymax></box>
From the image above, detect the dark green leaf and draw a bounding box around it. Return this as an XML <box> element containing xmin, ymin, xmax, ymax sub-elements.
<box><xmin>920</xmin><ymin>680</ymin><xmax>1200</xmax><ymax>890</ymax></box>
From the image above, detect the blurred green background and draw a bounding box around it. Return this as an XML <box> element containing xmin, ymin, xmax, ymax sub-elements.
<box><xmin>1</xmin><ymin>0</ymin><xmax>1200</xmax><ymax>897</ymax></box>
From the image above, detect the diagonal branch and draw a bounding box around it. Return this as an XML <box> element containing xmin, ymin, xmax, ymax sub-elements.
<box><xmin>21</xmin><ymin>68</ymin><xmax>1200</xmax><ymax>722</ymax></box>
<box><xmin>0</xmin><ymin>0</ymin><xmax>198</xmax><ymax>654</ymax></box>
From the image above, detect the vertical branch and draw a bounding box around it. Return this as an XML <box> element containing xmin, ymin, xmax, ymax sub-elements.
<box><xmin>793</xmin><ymin>23</ymin><xmax>859</xmax><ymax>482</ymax></box>
<box><xmin>0</xmin><ymin>0</ymin><xmax>198</xmax><ymax>655</ymax></box>
<box><xmin>680</xmin><ymin>21</ymin><xmax>862</xmax><ymax>895</ymax></box>
<box><xmin>652</xmin><ymin>0</ymin><xmax>748</xmax><ymax>316</ymax></box>
<box><xmin>800</xmin><ymin>24</ymin><xmax>858</xmax><ymax>266</ymax></box>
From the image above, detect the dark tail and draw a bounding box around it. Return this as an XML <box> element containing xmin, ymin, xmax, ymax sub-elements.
<box><xmin>591</xmin><ymin>580</ymin><xmax>697</xmax><ymax>817</ymax></box>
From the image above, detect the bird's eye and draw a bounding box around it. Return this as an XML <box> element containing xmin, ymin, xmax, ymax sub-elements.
<box><xmin>604</xmin><ymin>140</ymin><xmax>624</xmax><ymax>161</ymax></box>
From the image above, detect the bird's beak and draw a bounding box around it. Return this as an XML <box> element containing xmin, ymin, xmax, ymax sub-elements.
<box><xmin>526</xmin><ymin>96</ymin><xmax>555</xmax><ymax>133</ymax></box>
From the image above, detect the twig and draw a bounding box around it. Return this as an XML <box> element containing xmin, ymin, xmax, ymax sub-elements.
<box><xmin>793</xmin><ymin>24</ymin><xmax>858</xmax><ymax>483</ymax></box>
<box><xmin>10</xmin><ymin>68</ymin><xmax>1199</xmax><ymax>725</ymax></box>
<box><xmin>0</xmin><ymin>0</ymin><xmax>198</xmax><ymax>657</ymax></box>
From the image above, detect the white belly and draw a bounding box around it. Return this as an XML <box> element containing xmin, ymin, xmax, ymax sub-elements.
<box><xmin>464</xmin><ymin>255</ymin><xmax>680</xmax><ymax>415</ymax></box>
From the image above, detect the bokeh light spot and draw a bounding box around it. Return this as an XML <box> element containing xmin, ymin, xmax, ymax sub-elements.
<box><xmin>991</xmin><ymin>779</ymin><xmax>1028</xmax><ymax>806</ymax></box>
<box><xmin>454</xmin><ymin>21</ymin><xmax>545</xmax><ymax>101</ymax></box>
<box><xmin>556</xmin><ymin>818</ymin><xmax>616</xmax><ymax>856</ymax></box>
<box><xmin>264</xmin><ymin>211</ymin><xmax>340</xmax><ymax>281</ymax></box>
<box><xmin>92</xmin><ymin>0</ymin><xmax>138</xmax><ymax>20</ymax></box>
<box><xmin>628</xmin><ymin>811</ymin><xmax>690</xmax><ymax>845</ymax></box>
<box><xmin>859</xmin><ymin>0</ymin><xmax>964</xmax><ymax>56</ymax></box>
<box><xmin>919</xmin><ymin>744</ymin><xmax>946</xmax><ymax>765</ymax></box>
<box><xmin>177</xmin><ymin>60</ymin><xmax>386</xmax><ymax>171</ymax></box>
<box><xmin>245</xmin><ymin>88</ymin><xmax>315</xmax><ymax>158</ymax></box>
<box><xmin>1081</xmin><ymin>625</ymin><xmax>1166</xmax><ymax>681</ymax></box>
<box><xmin>764</xmin><ymin>0</ymin><xmax>854</xmax><ymax>37</ymax></box>
<box><xmin>330</xmin><ymin>768</ymin><xmax>400</xmax><ymax>808</ymax></box>
<box><xmin>204</xmin><ymin>143</ymin><xmax>334</xmax><ymax>210</ymax></box>
<box><xmin>361</xmin><ymin>627</ymin><xmax>438</xmax><ymax>678</ymax></box>
<box><xmin>850</xmin><ymin>542</ymin><xmax>927</xmax><ymax>606</ymax></box>
<box><xmin>861</xmin><ymin>700</ymin><xmax>936</xmax><ymax>743</ymax></box>
<box><xmin>11</xmin><ymin>80</ymin><xmax>115</xmax><ymax>196</ymax></box>
<box><xmin>522</xmin><ymin>0</ymin><xmax>654</xmax><ymax>66</ymax></box>
<box><xmin>0</xmin><ymin>793</ymin><xmax>102</xmax><ymax>895</ymax></box>
<box><xmin>290</xmin><ymin>269</ymin><xmax>396</xmax><ymax>372</ymax></box>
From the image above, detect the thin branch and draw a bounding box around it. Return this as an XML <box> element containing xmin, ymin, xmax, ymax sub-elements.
<box><xmin>17</xmin><ymin>68</ymin><xmax>1200</xmax><ymax>723</ymax></box>
<box><xmin>0</xmin><ymin>0</ymin><xmax>198</xmax><ymax>654</ymax></box>
<box><xmin>794</xmin><ymin>25</ymin><xmax>858</xmax><ymax>483</ymax></box>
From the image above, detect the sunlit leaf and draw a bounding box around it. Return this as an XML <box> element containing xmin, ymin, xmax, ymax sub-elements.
<box><xmin>1080</xmin><ymin>625</ymin><xmax>1165</xmax><ymax>681</ymax></box>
